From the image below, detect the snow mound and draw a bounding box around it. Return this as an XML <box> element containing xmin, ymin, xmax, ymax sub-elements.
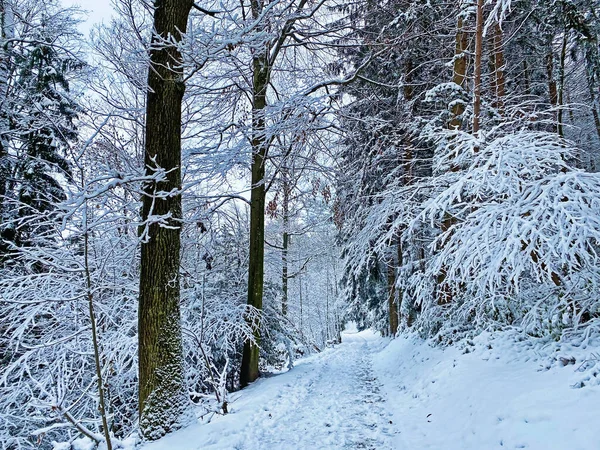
<box><xmin>374</xmin><ymin>331</ymin><xmax>600</xmax><ymax>450</ymax></box>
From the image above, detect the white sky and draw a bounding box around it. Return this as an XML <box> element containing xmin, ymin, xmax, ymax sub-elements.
<box><xmin>61</xmin><ymin>0</ymin><xmax>114</xmax><ymax>33</ymax></box>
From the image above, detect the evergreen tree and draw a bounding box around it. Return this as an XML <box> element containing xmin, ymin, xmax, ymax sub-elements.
<box><xmin>0</xmin><ymin>0</ymin><xmax>81</xmax><ymax>255</ymax></box>
<box><xmin>334</xmin><ymin>0</ymin><xmax>454</xmax><ymax>331</ymax></box>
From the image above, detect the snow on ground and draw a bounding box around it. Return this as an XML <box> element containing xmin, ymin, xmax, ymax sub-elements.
<box><xmin>375</xmin><ymin>332</ymin><xmax>600</xmax><ymax>450</ymax></box>
<box><xmin>138</xmin><ymin>328</ymin><xmax>395</xmax><ymax>450</ymax></box>
<box><xmin>134</xmin><ymin>328</ymin><xmax>600</xmax><ymax>450</ymax></box>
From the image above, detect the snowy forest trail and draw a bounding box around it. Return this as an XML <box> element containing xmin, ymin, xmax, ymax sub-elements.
<box><xmin>139</xmin><ymin>329</ymin><xmax>600</xmax><ymax>450</ymax></box>
<box><xmin>241</xmin><ymin>330</ymin><xmax>396</xmax><ymax>449</ymax></box>
<box><xmin>142</xmin><ymin>330</ymin><xmax>397</xmax><ymax>450</ymax></box>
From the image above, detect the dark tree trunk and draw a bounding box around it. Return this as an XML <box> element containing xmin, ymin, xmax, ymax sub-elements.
<box><xmin>0</xmin><ymin>0</ymin><xmax>11</xmax><ymax>260</ymax></box>
<box><xmin>240</xmin><ymin>34</ymin><xmax>270</xmax><ymax>387</ymax></box>
<box><xmin>239</xmin><ymin>0</ymin><xmax>310</xmax><ymax>387</ymax></box>
<box><xmin>138</xmin><ymin>0</ymin><xmax>192</xmax><ymax>439</ymax></box>
<box><xmin>281</xmin><ymin>166</ymin><xmax>290</xmax><ymax>316</ymax></box>
<box><xmin>449</xmin><ymin>15</ymin><xmax>468</xmax><ymax>129</ymax></box>
<box><xmin>490</xmin><ymin>22</ymin><xmax>505</xmax><ymax>114</ymax></box>
<box><xmin>557</xmin><ymin>31</ymin><xmax>568</xmax><ymax>137</ymax></box>
<box><xmin>437</xmin><ymin>11</ymin><xmax>472</xmax><ymax>304</ymax></box>
<box><xmin>472</xmin><ymin>0</ymin><xmax>484</xmax><ymax>135</ymax></box>
<box><xmin>547</xmin><ymin>49</ymin><xmax>558</xmax><ymax>107</ymax></box>
<box><xmin>387</xmin><ymin>258</ymin><xmax>398</xmax><ymax>336</ymax></box>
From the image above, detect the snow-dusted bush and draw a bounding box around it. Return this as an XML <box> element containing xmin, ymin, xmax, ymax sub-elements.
<box><xmin>410</xmin><ymin>130</ymin><xmax>600</xmax><ymax>337</ymax></box>
<box><xmin>180</xmin><ymin>212</ymin><xmax>257</xmax><ymax>410</ymax></box>
<box><xmin>0</xmin><ymin>184</ymin><xmax>140</xmax><ymax>449</ymax></box>
<box><xmin>345</xmin><ymin>120</ymin><xmax>600</xmax><ymax>340</ymax></box>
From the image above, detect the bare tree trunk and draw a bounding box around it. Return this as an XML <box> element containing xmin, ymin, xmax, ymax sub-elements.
<box><xmin>0</xmin><ymin>0</ymin><xmax>12</xmax><ymax>260</ymax></box>
<box><xmin>437</xmin><ymin>8</ymin><xmax>472</xmax><ymax>304</ymax></box>
<box><xmin>490</xmin><ymin>22</ymin><xmax>505</xmax><ymax>114</ymax></box>
<box><xmin>557</xmin><ymin>32</ymin><xmax>568</xmax><ymax>137</ymax></box>
<box><xmin>240</xmin><ymin>0</ymin><xmax>270</xmax><ymax>386</ymax></box>
<box><xmin>239</xmin><ymin>0</ymin><xmax>312</xmax><ymax>386</ymax></box>
<box><xmin>547</xmin><ymin>49</ymin><xmax>558</xmax><ymax>107</ymax></box>
<box><xmin>138</xmin><ymin>0</ymin><xmax>192</xmax><ymax>439</ymax></box>
<box><xmin>452</xmin><ymin>17</ymin><xmax>468</xmax><ymax>88</ymax></box>
<box><xmin>281</xmin><ymin>165</ymin><xmax>290</xmax><ymax>316</ymax></box>
<box><xmin>590</xmin><ymin>99</ymin><xmax>600</xmax><ymax>141</ymax></box>
<box><xmin>585</xmin><ymin>52</ymin><xmax>600</xmax><ymax>141</ymax></box>
<box><xmin>387</xmin><ymin>258</ymin><xmax>398</xmax><ymax>336</ymax></box>
<box><xmin>473</xmin><ymin>0</ymin><xmax>484</xmax><ymax>135</ymax></box>
<box><xmin>449</xmin><ymin>15</ymin><xmax>468</xmax><ymax>129</ymax></box>
<box><xmin>83</xmin><ymin>197</ymin><xmax>112</xmax><ymax>450</ymax></box>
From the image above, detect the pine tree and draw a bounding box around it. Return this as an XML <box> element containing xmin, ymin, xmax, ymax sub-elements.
<box><xmin>0</xmin><ymin>0</ymin><xmax>81</xmax><ymax>256</ymax></box>
<box><xmin>334</xmin><ymin>0</ymin><xmax>454</xmax><ymax>332</ymax></box>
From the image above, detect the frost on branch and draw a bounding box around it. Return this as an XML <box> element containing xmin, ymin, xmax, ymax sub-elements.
<box><xmin>410</xmin><ymin>131</ymin><xmax>600</xmax><ymax>337</ymax></box>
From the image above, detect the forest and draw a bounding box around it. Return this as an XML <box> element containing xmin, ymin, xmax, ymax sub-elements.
<box><xmin>0</xmin><ymin>0</ymin><xmax>599</xmax><ymax>448</ymax></box>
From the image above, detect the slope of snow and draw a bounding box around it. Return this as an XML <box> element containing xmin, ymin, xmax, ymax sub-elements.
<box><xmin>375</xmin><ymin>332</ymin><xmax>600</xmax><ymax>450</ymax></box>
<box><xmin>125</xmin><ymin>329</ymin><xmax>600</xmax><ymax>450</ymax></box>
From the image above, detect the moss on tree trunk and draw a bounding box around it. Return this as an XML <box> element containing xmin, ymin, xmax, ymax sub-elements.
<box><xmin>138</xmin><ymin>0</ymin><xmax>192</xmax><ymax>440</ymax></box>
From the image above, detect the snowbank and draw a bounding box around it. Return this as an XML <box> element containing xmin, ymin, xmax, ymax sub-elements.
<box><xmin>109</xmin><ymin>329</ymin><xmax>600</xmax><ymax>450</ymax></box>
<box><xmin>374</xmin><ymin>331</ymin><xmax>600</xmax><ymax>450</ymax></box>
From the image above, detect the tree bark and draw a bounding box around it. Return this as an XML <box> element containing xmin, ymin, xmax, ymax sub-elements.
<box><xmin>387</xmin><ymin>256</ymin><xmax>398</xmax><ymax>336</ymax></box>
<box><xmin>472</xmin><ymin>0</ymin><xmax>484</xmax><ymax>135</ymax></box>
<box><xmin>0</xmin><ymin>0</ymin><xmax>11</xmax><ymax>259</ymax></box>
<box><xmin>557</xmin><ymin>31</ymin><xmax>568</xmax><ymax>137</ymax></box>
<box><xmin>240</xmin><ymin>5</ymin><xmax>270</xmax><ymax>385</ymax></box>
<box><xmin>239</xmin><ymin>0</ymin><xmax>313</xmax><ymax>386</ymax></box>
<box><xmin>138</xmin><ymin>0</ymin><xmax>192</xmax><ymax>439</ymax></box>
<box><xmin>547</xmin><ymin>49</ymin><xmax>558</xmax><ymax>107</ymax></box>
<box><xmin>438</xmin><ymin>9</ymin><xmax>472</xmax><ymax>304</ymax></box>
<box><xmin>490</xmin><ymin>22</ymin><xmax>505</xmax><ymax>114</ymax></box>
<box><xmin>281</xmin><ymin>166</ymin><xmax>290</xmax><ymax>316</ymax></box>
<box><xmin>449</xmin><ymin>15</ymin><xmax>468</xmax><ymax>129</ymax></box>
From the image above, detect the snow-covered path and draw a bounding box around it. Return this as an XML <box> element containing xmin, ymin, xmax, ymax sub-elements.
<box><xmin>241</xmin><ymin>330</ymin><xmax>395</xmax><ymax>449</ymax></box>
<box><xmin>139</xmin><ymin>329</ymin><xmax>600</xmax><ymax>450</ymax></box>
<box><xmin>142</xmin><ymin>330</ymin><xmax>396</xmax><ymax>450</ymax></box>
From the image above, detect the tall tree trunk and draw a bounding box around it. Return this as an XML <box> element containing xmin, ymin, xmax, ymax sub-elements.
<box><xmin>590</xmin><ymin>98</ymin><xmax>600</xmax><ymax>141</ymax></box>
<box><xmin>582</xmin><ymin>40</ymin><xmax>600</xmax><ymax>141</ymax></box>
<box><xmin>490</xmin><ymin>22</ymin><xmax>505</xmax><ymax>114</ymax></box>
<box><xmin>547</xmin><ymin>49</ymin><xmax>558</xmax><ymax>107</ymax></box>
<box><xmin>0</xmin><ymin>0</ymin><xmax>12</xmax><ymax>259</ymax></box>
<box><xmin>281</xmin><ymin>165</ymin><xmax>290</xmax><ymax>316</ymax></box>
<box><xmin>387</xmin><ymin>257</ymin><xmax>398</xmax><ymax>336</ymax></box>
<box><xmin>437</xmin><ymin>9</ymin><xmax>472</xmax><ymax>304</ymax></box>
<box><xmin>240</xmin><ymin>0</ymin><xmax>312</xmax><ymax>385</ymax></box>
<box><xmin>240</xmin><ymin>4</ymin><xmax>270</xmax><ymax>386</ymax></box>
<box><xmin>449</xmin><ymin>15</ymin><xmax>468</xmax><ymax>129</ymax></box>
<box><xmin>83</xmin><ymin>199</ymin><xmax>112</xmax><ymax>450</ymax></box>
<box><xmin>557</xmin><ymin>31</ymin><xmax>568</xmax><ymax>137</ymax></box>
<box><xmin>138</xmin><ymin>0</ymin><xmax>192</xmax><ymax>439</ymax></box>
<box><xmin>472</xmin><ymin>0</ymin><xmax>484</xmax><ymax>135</ymax></box>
